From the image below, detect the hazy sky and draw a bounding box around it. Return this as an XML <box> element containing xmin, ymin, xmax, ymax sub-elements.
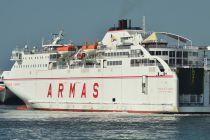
<box><xmin>1</xmin><ymin>0</ymin><xmax>210</xmax><ymax>70</ymax></box>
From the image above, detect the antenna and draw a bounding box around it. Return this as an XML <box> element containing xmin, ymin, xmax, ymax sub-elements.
<box><xmin>143</xmin><ymin>16</ymin><xmax>146</xmax><ymax>34</ymax></box>
<box><xmin>42</xmin><ymin>38</ymin><xmax>44</xmax><ymax>47</ymax></box>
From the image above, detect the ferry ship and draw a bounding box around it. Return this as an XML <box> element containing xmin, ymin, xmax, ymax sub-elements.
<box><xmin>2</xmin><ymin>19</ymin><xmax>210</xmax><ymax>113</ymax></box>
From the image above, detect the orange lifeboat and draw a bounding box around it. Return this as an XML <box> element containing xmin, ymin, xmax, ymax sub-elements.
<box><xmin>56</xmin><ymin>45</ymin><xmax>75</xmax><ymax>52</ymax></box>
<box><xmin>81</xmin><ymin>44</ymin><xmax>97</xmax><ymax>50</ymax></box>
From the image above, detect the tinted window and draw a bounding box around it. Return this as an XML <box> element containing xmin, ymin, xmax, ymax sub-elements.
<box><xmin>176</xmin><ymin>51</ymin><xmax>182</xmax><ymax>57</ymax></box>
<box><xmin>183</xmin><ymin>52</ymin><xmax>188</xmax><ymax>58</ymax></box>
<box><xmin>163</xmin><ymin>51</ymin><xmax>168</xmax><ymax>55</ymax></box>
<box><xmin>169</xmin><ymin>51</ymin><xmax>175</xmax><ymax>57</ymax></box>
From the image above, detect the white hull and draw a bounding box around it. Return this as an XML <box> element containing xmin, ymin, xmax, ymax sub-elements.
<box><xmin>3</xmin><ymin>66</ymin><xmax>178</xmax><ymax>113</ymax></box>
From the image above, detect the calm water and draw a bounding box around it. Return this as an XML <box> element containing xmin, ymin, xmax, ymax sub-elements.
<box><xmin>0</xmin><ymin>106</ymin><xmax>210</xmax><ymax>140</ymax></box>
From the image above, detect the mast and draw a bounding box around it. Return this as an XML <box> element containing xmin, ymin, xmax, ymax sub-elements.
<box><xmin>143</xmin><ymin>16</ymin><xmax>146</xmax><ymax>34</ymax></box>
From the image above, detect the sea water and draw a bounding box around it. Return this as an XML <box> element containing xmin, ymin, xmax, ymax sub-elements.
<box><xmin>0</xmin><ymin>105</ymin><xmax>210</xmax><ymax>140</ymax></box>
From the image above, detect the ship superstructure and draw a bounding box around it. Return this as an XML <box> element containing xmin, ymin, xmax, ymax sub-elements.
<box><xmin>2</xmin><ymin>19</ymin><xmax>210</xmax><ymax>113</ymax></box>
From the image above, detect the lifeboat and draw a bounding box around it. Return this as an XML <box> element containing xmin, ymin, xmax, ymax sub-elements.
<box><xmin>0</xmin><ymin>86</ymin><xmax>5</xmax><ymax>92</ymax></box>
<box><xmin>76</xmin><ymin>43</ymin><xmax>98</xmax><ymax>59</ymax></box>
<box><xmin>56</xmin><ymin>45</ymin><xmax>76</xmax><ymax>54</ymax></box>
<box><xmin>81</xmin><ymin>44</ymin><xmax>98</xmax><ymax>52</ymax></box>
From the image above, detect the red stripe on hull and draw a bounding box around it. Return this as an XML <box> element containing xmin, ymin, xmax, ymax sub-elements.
<box><xmin>32</xmin><ymin>108</ymin><xmax>165</xmax><ymax>114</ymax></box>
<box><xmin>3</xmin><ymin>75</ymin><xmax>174</xmax><ymax>81</ymax></box>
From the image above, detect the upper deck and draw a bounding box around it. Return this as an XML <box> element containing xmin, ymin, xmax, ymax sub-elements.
<box><xmin>9</xmin><ymin>19</ymin><xmax>209</xmax><ymax>73</ymax></box>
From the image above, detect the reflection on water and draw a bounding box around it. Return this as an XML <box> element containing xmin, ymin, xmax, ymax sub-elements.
<box><xmin>0</xmin><ymin>106</ymin><xmax>210</xmax><ymax>140</ymax></box>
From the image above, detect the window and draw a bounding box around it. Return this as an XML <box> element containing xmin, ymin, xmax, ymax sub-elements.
<box><xmin>156</xmin><ymin>51</ymin><xmax>161</xmax><ymax>55</ymax></box>
<box><xmin>176</xmin><ymin>51</ymin><xmax>182</xmax><ymax>57</ymax></box>
<box><xmin>149</xmin><ymin>51</ymin><xmax>155</xmax><ymax>55</ymax></box>
<box><xmin>162</xmin><ymin>51</ymin><xmax>168</xmax><ymax>55</ymax></box>
<box><xmin>193</xmin><ymin>52</ymin><xmax>198</xmax><ymax>56</ymax></box>
<box><xmin>169</xmin><ymin>51</ymin><xmax>175</xmax><ymax>57</ymax></box>
<box><xmin>169</xmin><ymin>59</ymin><xmax>175</xmax><ymax>65</ymax></box>
<box><xmin>107</xmin><ymin>61</ymin><xmax>122</xmax><ymax>66</ymax></box>
<box><xmin>188</xmin><ymin>52</ymin><xmax>193</xmax><ymax>56</ymax></box>
<box><xmin>183</xmin><ymin>59</ymin><xmax>188</xmax><ymax>65</ymax></box>
<box><xmin>131</xmin><ymin>59</ymin><xmax>141</xmax><ymax>66</ymax></box>
<box><xmin>183</xmin><ymin>52</ymin><xmax>188</xmax><ymax>58</ymax></box>
<box><xmin>176</xmin><ymin>59</ymin><xmax>182</xmax><ymax>65</ymax></box>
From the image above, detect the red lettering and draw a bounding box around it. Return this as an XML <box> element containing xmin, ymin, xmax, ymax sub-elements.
<box><xmin>58</xmin><ymin>83</ymin><xmax>64</xmax><ymax>98</ymax></box>
<box><xmin>47</xmin><ymin>83</ymin><xmax>52</xmax><ymax>98</ymax></box>
<box><xmin>93</xmin><ymin>83</ymin><xmax>99</xmax><ymax>98</ymax></box>
<box><xmin>69</xmin><ymin>83</ymin><xmax>76</xmax><ymax>98</ymax></box>
<box><xmin>81</xmin><ymin>83</ymin><xmax>86</xmax><ymax>98</ymax></box>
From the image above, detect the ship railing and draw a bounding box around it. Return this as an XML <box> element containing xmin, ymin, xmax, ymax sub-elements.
<box><xmin>131</xmin><ymin>63</ymin><xmax>156</xmax><ymax>67</ymax></box>
<box><xmin>169</xmin><ymin>63</ymin><xmax>204</xmax><ymax>69</ymax></box>
<box><xmin>68</xmin><ymin>64</ymin><xmax>101</xmax><ymax>69</ymax></box>
<box><xmin>23</xmin><ymin>50</ymin><xmax>57</xmax><ymax>55</ymax></box>
<box><xmin>129</xmin><ymin>54</ymin><xmax>143</xmax><ymax>57</ymax></box>
<box><xmin>163</xmin><ymin>45</ymin><xmax>198</xmax><ymax>49</ymax></box>
<box><xmin>84</xmin><ymin>65</ymin><xmax>94</xmax><ymax>68</ymax></box>
<box><xmin>57</xmin><ymin>65</ymin><xmax>68</xmax><ymax>69</ymax></box>
<box><xmin>130</xmin><ymin>58</ymin><xmax>159</xmax><ymax>67</ymax></box>
<box><xmin>179</xmin><ymin>94</ymin><xmax>203</xmax><ymax>106</ymax></box>
<box><xmin>69</xmin><ymin>65</ymin><xmax>81</xmax><ymax>69</ymax></box>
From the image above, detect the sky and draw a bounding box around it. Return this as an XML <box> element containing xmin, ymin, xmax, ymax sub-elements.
<box><xmin>1</xmin><ymin>0</ymin><xmax>210</xmax><ymax>70</ymax></box>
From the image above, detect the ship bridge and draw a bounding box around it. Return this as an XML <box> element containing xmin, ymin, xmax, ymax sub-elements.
<box><xmin>102</xmin><ymin>19</ymin><xmax>144</xmax><ymax>48</ymax></box>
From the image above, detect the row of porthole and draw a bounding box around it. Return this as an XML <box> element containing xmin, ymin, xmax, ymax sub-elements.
<box><xmin>22</xmin><ymin>56</ymin><xmax>49</xmax><ymax>60</ymax></box>
<box><xmin>104</xmin><ymin>52</ymin><xmax>129</xmax><ymax>57</ymax></box>
<box><xmin>13</xmin><ymin>64</ymin><xmax>48</xmax><ymax>68</ymax></box>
